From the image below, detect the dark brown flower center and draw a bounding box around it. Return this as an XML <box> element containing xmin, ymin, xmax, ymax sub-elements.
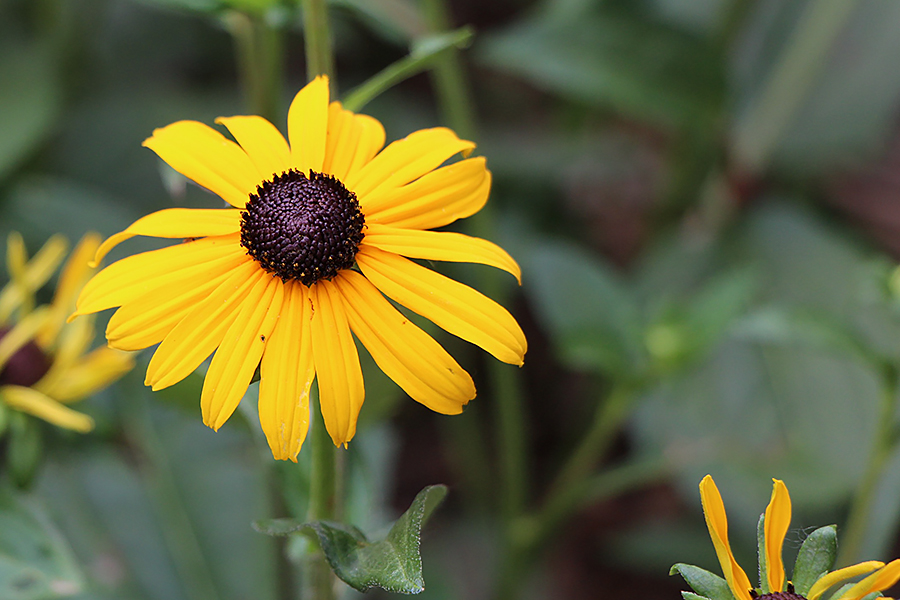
<box><xmin>240</xmin><ymin>169</ymin><xmax>365</xmax><ymax>286</ymax></box>
<box><xmin>751</xmin><ymin>584</ymin><xmax>806</xmax><ymax>600</ymax></box>
<box><xmin>0</xmin><ymin>326</ymin><xmax>51</xmax><ymax>388</ymax></box>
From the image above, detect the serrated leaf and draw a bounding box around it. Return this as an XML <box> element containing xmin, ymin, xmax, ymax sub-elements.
<box><xmin>254</xmin><ymin>485</ymin><xmax>448</xmax><ymax>594</ymax></box>
<box><xmin>670</xmin><ymin>563</ymin><xmax>734</xmax><ymax>600</ymax></box>
<box><xmin>792</xmin><ymin>525</ymin><xmax>837</xmax><ymax>597</ymax></box>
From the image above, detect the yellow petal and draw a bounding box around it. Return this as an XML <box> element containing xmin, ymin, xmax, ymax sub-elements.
<box><xmin>0</xmin><ymin>307</ymin><xmax>50</xmax><ymax>373</ymax></box>
<box><xmin>288</xmin><ymin>76</ymin><xmax>329</xmax><ymax>174</ymax></box>
<box><xmin>36</xmin><ymin>347</ymin><xmax>133</xmax><ymax>403</ymax></box>
<box><xmin>216</xmin><ymin>115</ymin><xmax>292</xmax><ymax>180</ymax></box>
<box><xmin>37</xmin><ymin>233</ymin><xmax>102</xmax><ymax>347</ymax></box>
<box><xmin>143</xmin><ymin>120</ymin><xmax>260</xmax><ymax>208</ymax></box>
<box><xmin>1</xmin><ymin>385</ymin><xmax>94</xmax><ymax>432</ymax></box>
<box><xmin>91</xmin><ymin>208</ymin><xmax>243</xmax><ymax>266</ymax></box>
<box><xmin>345</xmin><ymin>128</ymin><xmax>475</xmax><ymax>200</ymax></box>
<box><xmin>0</xmin><ymin>234</ymin><xmax>68</xmax><ymax>323</ymax></box>
<box><xmin>764</xmin><ymin>479</ymin><xmax>791</xmax><ymax>593</ymax></box>
<box><xmin>362</xmin><ymin>223</ymin><xmax>521</xmax><ymax>284</ymax></box>
<box><xmin>75</xmin><ymin>234</ymin><xmax>245</xmax><ymax>316</ymax></box>
<box><xmin>36</xmin><ymin>316</ymin><xmax>95</xmax><ymax>389</ymax></box>
<box><xmin>309</xmin><ymin>280</ymin><xmax>364</xmax><ymax>446</ymax></box>
<box><xmin>835</xmin><ymin>560</ymin><xmax>900</xmax><ymax>600</ymax></box>
<box><xmin>336</xmin><ymin>271</ymin><xmax>474</xmax><ymax>414</ymax></box>
<box><xmin>259</xmin><ymin>281</ymin><xmax>315</xmax><ymax>461</ymax></box>
<box><xmin>808</xmin><ymin>562</ymin><xmax>885</xmax><ymax>600</ymax></box>
<box><xmin>356</xmin><ymin>246</ymin><xmax>526</xmax><ymax>365</ymax></box>
<box><xmin>699</xmin><ymin>475</ymin><xmax>753</xmax><ymax>600</ymax></box>
<box><xmin>202</xmin><ymin>275</ymin><xmax>283</xmax><ymax>430</ymax></box>
<box><xmin>362</xmin><ymin>157</ymin><xmax>489</xmax><ymax>230</ymax></box>
<box><xmin>323</xmin><ymin>102</ymin><xmax>385</xmax><ymax>182</ymax></box>
<box><xmin>145</xmin><ymin>261</ymin><xmax>263</xmax><ymax>390</ymax></box>
<box><xmin>106</xmin><ymin>268</ymin><xmax>235</xmax><ymax>351</ymax></box>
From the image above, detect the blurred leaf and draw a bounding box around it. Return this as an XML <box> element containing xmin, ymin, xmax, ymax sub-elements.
<box><xmin>0</xmin><ymin>485</ymin><xmax>84</xmax><ymax>599</ymax></box>
<box><xmin>792</xmin><ymin>525</ymin><xmax>836</xmax><ymax>596</ymax></box>
<box><xmin>6</xmin><ymin>413</ymin><xmax>43</xmax><ymax>490</ymax></box>
<box><xmin>255</xmin><ymin>485</ymin><xmax>447</xmax><ymax>594</ymax></box>
<box><xmin>332</xmin><ymin>0</ymin><xmax>427</xmax><ymax>45</ymax></box>
<box><xmin>669</xmin><ymin>563</ymin><xmax>732</xmax><ymax>600</ymax></box>
<box><xmin>35</xmin><ymin>391</ymin><xmax>277</xmax><ymax>600</ymax></box>
<box><xmin>523</xmin><ymin>240</ymin><xmax>645</xmax><ymax>378</ymax></box>
<box><xmin>732</xmin><ymin>2</ymin><xmax>900</xmax><ymax>174</ymax></box>
<box><xmin>343</xmin><ymin>27</ymin><xmax>474</xmax><ymax>113</ymax></box>
<box><xmin>632</xmin><ymin>203</ymin><xmax>884</xmax><ymax>523</ymax></box>
<box><xmin>731</xmin><ymin>308</ymin><xmax>868</xmax><ymax>361</ymax></box>
<box><xmin>0</xmin><ymin>44</ymin><xmax>62</xmax><ymax>182</ymax></box>
<box><xmin>478</xmin><ymin>3</ymin><xmax>723</xmax><ymax>128</ymax></box>
<box><xmin>131</xmin><ymin>0</ymin><xmax>222</xmax><ymax>13</ymax></box>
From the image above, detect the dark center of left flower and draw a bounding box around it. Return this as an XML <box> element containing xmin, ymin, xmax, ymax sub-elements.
<box><xmin>0</xmin><ymin>326</ymin><xmax>52</xmax><ymax>388</ymax></box>
<box><xmin>240</xmin><ymin>169</ymin><xmax>365</xmax><ymax>286</ymax></box>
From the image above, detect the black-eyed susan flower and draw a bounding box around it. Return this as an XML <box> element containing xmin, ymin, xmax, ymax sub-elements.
<box><xmin>672</xmin><ymin>475</ymin><xmax>900</xmax><ymax>600</ymax></box>
<box><xmin>72</xmin><ymin>75</ymin><xmax>526</xmax><ymax>461</ymax></box>
<box><xmin>0</xmin><ymin>233</ymin><xmax>133</xmax><ymax>433</ymax></box>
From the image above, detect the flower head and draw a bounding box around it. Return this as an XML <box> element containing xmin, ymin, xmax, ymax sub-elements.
<box><xmin>1</xmin><ymin>233</ymin><xmax>133</xmax><ymax>433</ymax></box>
<box><xmin>72</xmin><ymin>76</ymin><xmax>527</xmax><ymax>460</ymax></box>
<box><xmin>672</xmin><ymin>475</ymin><xmax>900</xmax><ymax>600</ymax></box>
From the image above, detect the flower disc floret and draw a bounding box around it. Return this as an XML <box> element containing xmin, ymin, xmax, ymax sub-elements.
<box><xmin>240</xmin><ymin>169</ymin><xmax>365</xmax><ymax>286</ymax></box>
<box><xmin>0</xmin><ymin>326</ymin><xmax>51</xmax><ymax>387</ymax></box>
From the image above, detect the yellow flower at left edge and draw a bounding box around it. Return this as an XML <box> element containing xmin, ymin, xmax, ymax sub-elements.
<box><xmin>0</xmin><ymin>233</ymin><xmax>134</xmax><ymax>433</ymax></box>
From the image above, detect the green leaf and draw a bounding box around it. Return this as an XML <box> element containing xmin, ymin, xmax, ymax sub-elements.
<box><xmin>523</xmin><ymin>240</ymin><xmax>645</xmax><ymax>378</ymax></box>
<box><xmin>792</xmin><ymin>525</ymin><xmax>837</xmax><ymax>597</ymax></box>
<box><xmin>255</xmin><ymin>485</ymin><xmax>448</xmax><ymax>594</ymax></box>
<box><xmin>6</xmin><ymin>413</ymin><xmax>43</xmax><ymax>490</ymax></box>
<box><xmin>757</xmin><ymin>513</ymin><xmax>768</xmax><ymax>594</ymax></box>
<box><xmin>342</xmin><ymin>27</ymin><xmax>475</xmax><ymax>112</ymax></box>
<box><xmin>670</xmin><ymin>563</ymin><xmax>733</xmax><ymax>600</ymax></box>
<box><xmin>0</xmin><ymin>44</ymin><xmax>61</xmax><ymax>182</ymax></box>
<box><xmin>683</xmin><ymin>593</ymin><xmax>713</xmax><ymax>600</ymax></box>
<box><xmin>0</xmin><ymin>485</ymin><xmax>85</xmax><ymax>599</ymax></box>
<box><xmin>477</xmin><ymin>4</ymin><xmax>723</xmax><ymax>129</ymax></box>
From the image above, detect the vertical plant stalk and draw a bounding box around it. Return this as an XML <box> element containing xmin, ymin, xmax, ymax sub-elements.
<box><xmin>302</xmin><ymin>0</ymin><xmax>335</xmax><ymax>82</ymax></box>
<box><xmin>837</xmin><ymin>364</ymin><xmax>900</xmax><ymax>566</ymax></box>
<box><xmin>420</xmin><ymin>0</ymin><xmax>476</xmax><ymax>140</ymax></box>
<box><xmin>229</xmin><ymin>11</ymin><xmax>284</xmax><ymax>123</ymax></box>
<box><xmin>306</xmin><ymin>398</ymin><xmax>338</xmax><ymax>600</ymax></box>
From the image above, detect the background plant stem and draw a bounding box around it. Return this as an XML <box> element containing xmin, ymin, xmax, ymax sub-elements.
<box><xmin>837</xmin><ymin>363</ymin><xmax>900</xmax><ymax>566</ymax></box>
<box><xmin>306</xmin><ymin>397</ymin><xmax>337</xmax><ymax>600</ymax></box>
<box><xmin>302</xmin><ymin>0</ymin><xmax>334</xmax><ymax>82</ymax></box>
<box><xmin>229</xmin><ymin>11</ymin><xmax>283</xmax><ymax>123</ymax></box>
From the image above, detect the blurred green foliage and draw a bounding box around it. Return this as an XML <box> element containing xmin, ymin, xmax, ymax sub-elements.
<box><xmin>3</xmin><ymin>0</ymin><xmax>900</xmax><ymax>599</ymax></box>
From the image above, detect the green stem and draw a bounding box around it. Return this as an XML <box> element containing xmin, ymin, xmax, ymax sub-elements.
<box><xmin>306</xmin><ymin>398</ymin><xmax>338</xmax><ymax>600</ymax></box>
<box><xmin>228</xmin><ymin>11</ymin><xmax>284</xmax><ymax>122</ymax></box>
<box><xmin>420</xmin><ymin>0</ymin><xmax>477</xmax><ymax>139</ymax></box>
<box><xmin>548</xmin><ymin>383</ymin><xmax>635</xmax><ymax>496</ymax></box>
<box><xmin>301</xmin><ymin>0</ymin><xmax>335</xmax><ymax>81</ymax></box>
<box><xmin>837</xmin><ymin>364</ymin><xmax>900</xmax><ymax>566</ymax></box>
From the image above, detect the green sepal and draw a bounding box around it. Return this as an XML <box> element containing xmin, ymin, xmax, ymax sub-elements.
<box><xmin>254</xmin><ymin>484</ymin><xmax>448</xmax><ymax>594</ymax></box>
<box><xmin>670</xmin><ymin>563</ymin><xmax>734</xmax><ymax>600</ymax></box>
<box><xmin>792</xmin><ymin>525</ymin><xmax>837</xmax><ymax>597</ymax></box>
<box><xmin>683</xmin><ymin>592</ymin><xmax>714</xmax><ymax>600</ymax></box>
<box><xmin>758</xmin><ymin>513</ymin><xmax>769</xmax><ymax>594</ymax></box>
